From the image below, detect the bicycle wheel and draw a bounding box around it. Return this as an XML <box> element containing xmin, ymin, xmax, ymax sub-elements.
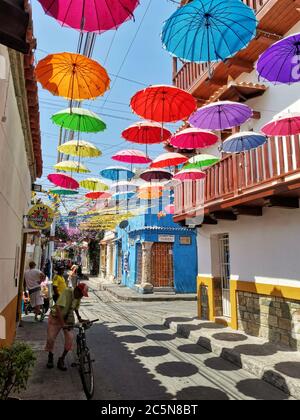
<box><xmin>79</xmin><ymin>347</ymin><xmax>94</xmax><ymax>399</ymax></box>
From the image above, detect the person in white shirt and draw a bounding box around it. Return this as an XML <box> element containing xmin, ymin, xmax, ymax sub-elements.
<box><xmin>24</xmin><ymin>261</ymin><xmax>46</xmax><ymax>321</ymax></box>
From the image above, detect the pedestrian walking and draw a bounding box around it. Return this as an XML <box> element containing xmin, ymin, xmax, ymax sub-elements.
<box><xmin>68</xmin><ymin>263</ymin><xmax>78</xmax><ymax>288</ymax></box>
<box><xmin>24</xmin><ymin>261</ymin><xmax>46</xmax><ymax>322</ymax></box>
<box><xmin>45</xmin><ymin>283</ymin><xmax>89</xmax><ymax>371</ymax></box>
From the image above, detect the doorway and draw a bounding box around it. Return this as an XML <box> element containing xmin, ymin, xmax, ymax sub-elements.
<box><xmin>218</xmin><ymin>233</ymin><xmax>231</xmax><ymax>318</ymax></box>
<box><xmin>151</xmin><ymin>243</ymin><xmax>174</xmax><ymax>288</ymax></box>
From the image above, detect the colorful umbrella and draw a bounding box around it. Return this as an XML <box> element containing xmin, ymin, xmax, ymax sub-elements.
<box><xmin>130</xmin><ymin>85</ymin><xmax>197</xmax><ymax>123</ymax></box>
<box><xmin>140</xmin><ymin>168</ymin><xmax>173</xmax><ymax>183</ymax></box>
<box><xmin>222</xmin><ymin>132</ymin><xmax>267</xmax><ymax>153</ymax></box>
<box><xmin>110</xmin><ymin>181</ymin><xmax>138</xmax><ymax>193</ymax></box>
<box><xmin>51</xmin><ymin>108</ymin><xmax>106</xmax><ymax>133</ymax></box>
<box><xmin>85</xmin><ymin>191</ymin><xmax>112</xmax><ymax>200</ymax></box>
<box><xmin>54</xmin><ymin>161</ymin><xmax>90</xmax><ymax>173</ymax></box>
<box><xmin>99</xmin><ymin>166</ymin><xmax>135</xmax><ymax>181</ymax></box>
<box><xmin>261</xmin><ymin>113</ymin><xmax>300</xmax><ymax>136</ymax></box>
<box><xmin>36</xmin><ymin>53</ymin><xmax>110</xmax><ymax>100</ymax></box>
<box><xmin>112</xmin><ymin>191</ymin><xmax>136</xmax><ymax>201</ymax></box>
<box><xmin>80</xmin><ymin>178</ymin><xmax>109</xmax><ymax>191</ymax></box>
<box><xmin>38</xmin><ymin>0</ymin><xmax>140</xmax><ymax>33</ymax></box>
<box><xmin>49</xmin><ymin>187</ymin><xmax>79</xmax><ymax>196</ymax></box>
<box><xmin>112</xmin><ymin>149</ymin><xmax>152</xmax><ymax>165</ymax></box>
<box><xmin>257</xmin><ymin>33</ymin><xmax>300</xmax><ymax>84</ymax></box>
<box><xmin>170</xmin><ymin>128</ymin><xmax>218</xmax><ymax>150</ymax></box>
<box><xmin>138</xmin><ymin>185</ymin><xmax>163</xmax><ymax>200</ymax></box>
<box><xmin>162</xmin><ymin>0</ymin><xmax>257</xmax><ymax>74</ymax></box>
<box><xmin>185</xmin><ymin>154</ymin><xmax>220</xmax><ymax>170</ymax></box>
<box><xmin>165</xmin><ymin>204</ymin><xmax>175</xmax><ymax>215</ymax></box>
<box><xmin>150</xmin><ymin>152</ymin><xmax>188</xmax><ymax>169</ymax></box>
<box><xmin>122</xmin><ymin>121</ymin><xmax>171</xmax><ymax>144</ymax></box>
<box><xmin>48</xmin><ymin>173</ymin><xmax>79</xmax><ymax>189</ymax></box>
<box><xmin>174</xmin><ymin>169</ymin><xmax>206</xmax><ymax>181</ymax></box>
<box><xmin>189</xmin><ymin>101</ymin><xmax>253</xmax><ymax>131</ymax></box>
<box><xmin>58</xmin><ymin>140</ymin><xmax>101</xmax><ymax>158</ymax></box>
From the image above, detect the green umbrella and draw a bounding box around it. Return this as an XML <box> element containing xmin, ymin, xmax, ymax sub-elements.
<box><xmin>51</xmin><ymin>107</ymin><xmax>106</xmax><ymax>133</ymax></box>
<box><xmin>49</xmin><ymin>187</ymin><xmax>79</xmax><ymax>196</ymax></box>
<box><xmin>184</xmin><ymin>154</ymin><xmax>220</xmax><ymax>170</ymax></box>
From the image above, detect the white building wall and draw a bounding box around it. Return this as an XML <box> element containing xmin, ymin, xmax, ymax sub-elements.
<box><xmin>0</xmin><ymin>46</ymin><xmax>32</xmax><ymax>314</ymax></box>
<box><xmin>197</xmin><ymin>207</ymin><xmax>300</xmax><ymax>288</ymax></box>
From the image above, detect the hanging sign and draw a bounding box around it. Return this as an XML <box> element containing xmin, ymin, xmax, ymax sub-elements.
<box><xmin>180</xmin><ymin>236</ymin><xmax>192</xmax><ymax>245</ymax></box>
<box><xmin>158</xmin><ymin>235</ymin><xmax>175</xmax><ymax>243</ymax></box>
<box><xmin>27</xmin><ymin>204</ymin><xmax>54</xmax><ymax>230</ymax></box>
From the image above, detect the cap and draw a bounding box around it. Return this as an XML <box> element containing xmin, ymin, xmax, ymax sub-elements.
<box><xmin>77</xmin><ymin>283</ymin><xmax>89</xmax><ymax>297</ymax></box>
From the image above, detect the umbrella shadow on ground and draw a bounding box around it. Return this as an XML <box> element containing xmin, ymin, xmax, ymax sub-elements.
<box><xmin>176</xmin><ymin>386</ymin><xmax>229</xmax><ymax>401</ymax></box>
<box><xmin>146</xmin><ymin>333</ymin><xmax>177</xmax><ymax>341</ymax></box>
<box><xmin>236</xmin><ymin>375</ymin><xmax>290</xmax><ymax>400</ymax></box>
<box><xmin>88</xmin><ymin>322</ymin><xmax>173</xmax><ymax>400</ymax></box>
<box><xmin>143</xmin><ymin>324</ymin><xmax>169</xmax><ymax>331</ymax></box>
<box><xmin>135</xmin><ymin>346</ymin><xmax>170</xmax><ymax>358</ymax></box>
<box><xmin>110</xmin><ymin>325</ymin><xmax>138</xmax><ymax>333</ymax></box>
<box><xmin>155</xmin><ymin>361</ymin><xmax>199</xmax><ymax>378</ymax></box>
<box><xmin>274</xmin><ymin>362</ymin><xmax>300</xmax><ymax>379</ymax></box>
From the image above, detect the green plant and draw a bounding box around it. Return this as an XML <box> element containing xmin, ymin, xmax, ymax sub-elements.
<box><xmin>0</xmin><ymin>342</ymin><xmax>36</xmax><ymax>400</ymax></box>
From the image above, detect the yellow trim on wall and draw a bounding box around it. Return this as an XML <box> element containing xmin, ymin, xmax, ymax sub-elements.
<box><xmin>230</xmin><ymin>280</ymin><xmax>300</xmax><ymax>330</ymax></box>
<box><xmin>197</xmin><ymin>276</ymin><xmax>215</xmax><ymax>322</ymax></box>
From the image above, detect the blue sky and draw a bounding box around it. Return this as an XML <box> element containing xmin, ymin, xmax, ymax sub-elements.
<box><xmin>33</xmin><ymin>0</ymin><xmax>180</xmax><ymax>213</ymax></box>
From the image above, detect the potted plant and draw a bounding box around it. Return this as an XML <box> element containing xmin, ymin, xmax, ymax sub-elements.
<box><xmin>0</xmin><ymin>342</ymin><xmax>36</xmax><ymax>400</ymax></box>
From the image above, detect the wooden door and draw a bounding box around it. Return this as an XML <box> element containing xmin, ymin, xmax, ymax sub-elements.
<box><xmin>151</xmin><ymin>243</ymin><xmax>174</xmax><ymax>288</ymax></box>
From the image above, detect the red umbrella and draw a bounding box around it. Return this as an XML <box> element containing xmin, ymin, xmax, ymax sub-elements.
<box><xmin>47</xmin><ymin>173</ymin><xmax>79</xmax><ymax>189</ymax></box>
<box><xmin>112</xmin><ymin>149</ymin><xmax>152</xmax><ymax>164</ymax></box>
<box><xmin>122</xmin><ymin>121</ymin><xmax>171</xmax><ymax>144</ymax></box>
<box><xmin>151</xmin><ymin>152</ymin><xmax>188</xmax><ymax>169</ymax></box>
<box><xmin>261</xmin><ymin>112</ymin><xmax>300</xmax><ymax>136</ymax></box>
<box><xmin>85</xmin><ymin>191</ymin><xmax>112</xmax><ymax>200</ymax></box>
<box><xmin>130</xmin><ymin>85</ymin><xmax>197</xmax><ymax>123</ymax></box>
<box><xmin>170</xmin><ymin>128</ymin><xmax>218</xmax><ymax>150</ymax></box>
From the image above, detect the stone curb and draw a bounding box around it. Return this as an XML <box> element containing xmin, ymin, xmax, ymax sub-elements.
<box><xmin>102</xmin><ymin>284</ymin><xmax>197</xmax><ymax>302</ymax></box>
<box><xmin>164</xmin><ymin>320</ymin><xmax>300</xmax><ymax>400</ymax></box>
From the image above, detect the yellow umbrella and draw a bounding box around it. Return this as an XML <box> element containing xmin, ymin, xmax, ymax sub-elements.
<box><xmin>54</xmin><ymin>161</ymin><xmax>90</xmax><ymax>174</ymax></box>
<box><xmin>79</xmin><ymin>178</ymin><xmax>108</xmax><ymax>191</ymax></box>
<box><xmin>58</xmin><ymin>140</ymin><xmax>101</xmax><ymax>158</ymax></box>
<box><xmin>36</xmin><ymin>52</ymin><xmax>110</xmax><ymax>101</ymax></box>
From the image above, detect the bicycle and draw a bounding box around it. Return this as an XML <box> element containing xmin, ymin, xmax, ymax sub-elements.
<box><xmin>67</xmin><ymin>319</ymin><xmax>99</xmax><ymax>399</ymax></box>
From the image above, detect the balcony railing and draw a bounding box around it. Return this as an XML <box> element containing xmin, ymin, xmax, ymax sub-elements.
<box><xmin>173</xmin><ymin>0</ymin><xmax>272</xmax><ymax>92</ymax></box>
<box><xmin>174</xmin><ymin>135</ymin><xmax>300</xmax><ymax>217</ymax></box>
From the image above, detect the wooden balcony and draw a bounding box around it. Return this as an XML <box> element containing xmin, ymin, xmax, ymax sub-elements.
<box><xmin>173</xmin><ymin>0</ymin><xmax>300</xmax><ymax>102</ymax></box>
<box><xmin>174</xmin><ymin>135</ymin><xmax>300</xmax><ymax>223</ymax></box>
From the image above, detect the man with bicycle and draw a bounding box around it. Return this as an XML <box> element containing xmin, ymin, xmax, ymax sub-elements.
<box><xmin>45</xmin><ymin>283</ymin><xmax>89</xmax><ymax>371</ymax></box>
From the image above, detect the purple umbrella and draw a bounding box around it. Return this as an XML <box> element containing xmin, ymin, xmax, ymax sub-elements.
<box><xmin>257</xmin><ymin>32</ymin><xmax>300</xmax><ymax>84</ymax></box>
<box><xmin>189</xmin><ymin>101</ymin><xmax>253</xmax><ymax>131</ymax></box>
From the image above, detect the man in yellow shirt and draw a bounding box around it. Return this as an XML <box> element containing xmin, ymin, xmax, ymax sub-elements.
<box><xmin>52</xmin><ymin>267</ymin><xmax>67</xmax><ymax>303</ymax></box>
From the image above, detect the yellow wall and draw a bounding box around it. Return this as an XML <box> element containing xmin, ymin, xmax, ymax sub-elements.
<box><xmin>0</xmin><ymin>295</ymin><xmax>18</xmax><ymax>348</ymax></box>
<box><xmin>197</xmin><ymin>275</ymin><xmax>300</xmax><ymax>330</ymax></box>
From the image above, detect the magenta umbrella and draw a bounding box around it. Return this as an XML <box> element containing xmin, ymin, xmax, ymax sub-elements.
<box><xmin>170</xmin><ymin>128</ymin><xmax>218</xmax><ymax>150</ymax></box>
<box><xmin>112</xmin><ymin>149</ymin><xmax>152</xmax><ymax>165</ymax></box>
<box><xmin>261</xmin><ymin>113</ymin><xmax>300</xmax><ymax>136</ymax></box>
<box><xmin>48</xmin><ymin>173</ymin><xmax>79</xmax><ymax>190</ymax></box>
<box><xmin>38</xmin><ymin>0</ymin><xmax>140</xmax><ymax>33</ymax></box>
<box><xmin>174</xmin><ymin>169</ymin><xmax>206</xmax><ymax>181</ymax></box>
<box><xmin>165</xmin><ymin>204</ymin><xmax>175</xmax><ymax>215</ymax></box>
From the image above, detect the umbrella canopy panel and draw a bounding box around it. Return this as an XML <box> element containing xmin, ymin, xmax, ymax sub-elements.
<box><xmin>122</xmin><ymin>121</ymin><xmax>171</xmax><ymax>144</ymax></box>
<box><xmin>51</xmin><ymin>108</ymin><xmax>106</xmax><ymax>133</ymax></box>
<box><xmin>185</xmin><ymin>154</ymin><xmax>220</xmax><ymax>170</ymax></box>
<box><xmin>261</xmin><ymin>112</ymin><xmax>300</xmax><ymax>136</ymax></box>
<box><xmin>80</xmin><ymin>178</ymin><xmax>109</xmax><ymax>191</ymax></box>
<box><xmin>54</xmin><ymin>161</ymin><xmax>90</xmax><ymax>173</ymax></box>
<box><xmin>36</xmin><ymin>52</ymin><xmax>110</xmax><ymax>100</ymax></box>
<box><xmin>140</xmin><ymin>168</ymin><xmax>173</xmax><ymax>182</ymax></box>
<box><xmin>58</xmin><ymin>140</ymin><xmax>101</xmax><ymax>158</ymax></box>
<box><xmin>38</xmin><ymin>0</ymin><xmax>140</xmax><ymax>33</ymax></box>
<box><xmin>222</xmin><ymin>132</ymin><xmax>267</xmax><ymax>153</ymax></box>
<box><xmin>151</xmin><ymin>152</ymin><xmax>188</xmax><ymax>168</ymax></box>
<box><xmin>130</xmin><ymin>85</ymin><xmax>197</xmax><ymax>123</ymax></box>
<box><xmin>48</xmin><ymin>173</ymin><xmax>79</xmax><ymax>190</ymax></box>
<box><xmin>170</xmin><ymin>128</ymin><xmax>219</xmax><ymax>150</ymax></box>
<box><xmin>112</xmin><ymin>149</ymin><xmax>152</xmax><ymax>164</ymax></box>
<box><xmin>99</xmin><ymin>166</ymin><xmax>135</xmax><ymax>181</ymax></box>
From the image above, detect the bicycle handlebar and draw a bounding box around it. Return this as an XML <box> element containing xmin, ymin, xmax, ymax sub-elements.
<box><xmin>63</xmin><ymin>319</ymin><xmax>99</xmax><ymax>330</ymax></box>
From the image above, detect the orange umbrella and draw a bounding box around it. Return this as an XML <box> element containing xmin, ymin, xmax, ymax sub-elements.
<box><xmin>36</xmin><ymin>52</ymin><xmax>110</xmax><ymax>100</ymax></box>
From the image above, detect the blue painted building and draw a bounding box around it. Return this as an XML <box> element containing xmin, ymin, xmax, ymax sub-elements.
<box><xmin>115</xmin><ymin>214</ymin><xmax>197</xmax><ymax>294</ymax></box>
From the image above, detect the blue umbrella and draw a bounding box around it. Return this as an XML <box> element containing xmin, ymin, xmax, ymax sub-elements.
<box><xmin>162</xmin><ymin>0</ymin><xmax>257</xmax><ymax>76</ymax></box>
<box><xmin>99</xmin><ymin>166</ymin><xmax>134</xmax><ymax>181</ymax></box>
<box><xmin>221</xmin><ymin>132</ymin><xmax>267</xmax><ymax>153</ymax></box>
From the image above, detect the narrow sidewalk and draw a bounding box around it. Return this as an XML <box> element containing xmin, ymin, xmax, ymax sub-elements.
<box><xmin>16</xmin><ymin>314</ymin><xmax>85</xmax><ymax>400</ymax></box>
<box><xmin>163</xmin><ymin>316</ymin><xmax>300</xmax><ymax>400</ymax></box>
<box><xmin>86</xmin><ymin>276</ymin><xmax>197</xmax><ymax>302</ymax></box>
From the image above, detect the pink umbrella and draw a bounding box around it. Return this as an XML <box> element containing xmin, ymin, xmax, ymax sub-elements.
<box><xmin>261</xmin><ymin>112</ymin><xmax>300</xmax><ymax>136</ymax></box>
<box><xmin>48</xmin><ymin>173</ymin><xmax>79</xmax><ymax>190</ymax></box>
<box><xmin>165</xmin><ymin>204</ymin><xmax>175</xmax><ymax>215</ymax></box>
<box><xmin>150</xmin><ymin>153</ymin><xmax>188</xmax><ymax>169</ymax></box>
<box><xmin>38</xmin><ymin>0</ymin><xmax>140</xmax><ymax>33</ymax></box>
<box><xmin>170</xmin><ymin>128</ymin><xmax>219</xmax><ymax>150</ymax></box>
<box><xmin>112</xmin><ymin>149</ymin><xmax>152</xmax><ymax>165</ymax></box>
<box><xmin>174</xmin><ymin>169</ymin><xmax>206</xmax><ymax>181</ymax></box>
<box><xmin>85</xmin><ymin>191</ymin><xmax>112</xmax><ymax>200</ymax></box>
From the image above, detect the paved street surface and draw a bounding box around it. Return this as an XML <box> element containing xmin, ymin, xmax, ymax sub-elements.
<box><xmin>17</xmin><ymin>286</ymin><xmax>294</xmax><ymax>401</ymax></box>
<box><xmin>78</xmin><ymin>288</ymin><xmax>292</xmax><ymax>400</ymax></box>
